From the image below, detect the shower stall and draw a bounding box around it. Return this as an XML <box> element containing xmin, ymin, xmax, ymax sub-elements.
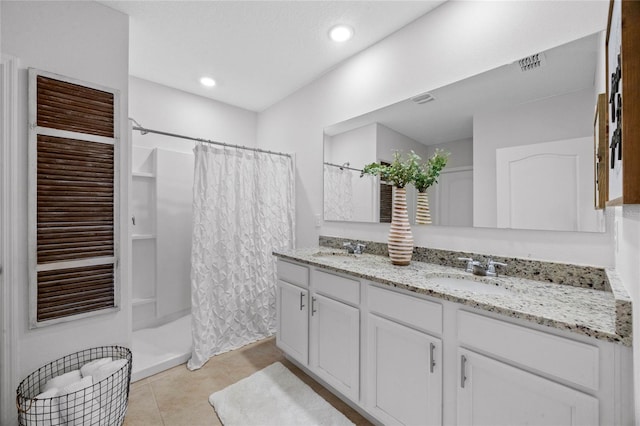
<box><xmin>129</xmin><ymin>120</ymin><xmax>294</xmax><ymax>379</ymax></box>
<box><xmin>131</xmin><ymin>142</ymin><xmax>195</xmax><ymax>381</ymax></box>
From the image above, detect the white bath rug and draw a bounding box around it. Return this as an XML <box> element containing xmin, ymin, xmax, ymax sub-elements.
<box><xmin>209</xmin><ymin>362</ymin><xmax>354</xmax><ymax>426</ymax></box>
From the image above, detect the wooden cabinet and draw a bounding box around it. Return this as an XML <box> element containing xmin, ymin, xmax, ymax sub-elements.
<box><xmin>606</xmin><ymin>0</ymin><xmax>640</xmax><ymax>204</ymax></box>
<box><xmin>457</xmin><ymin>348</ymin><xmax>599</xmax><ymax>426</ymax></box>
<box><xmin>309</xmin><ymin>293</ymin><xmax>360</xmax><ymax>401</ymax></box>
<box><xmin>367</xmin><ymin>314</ymin><xmax>442</xmax><ymax>426</ymax></box>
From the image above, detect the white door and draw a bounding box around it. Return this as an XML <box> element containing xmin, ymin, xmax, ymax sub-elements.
<box><xmin>457</xmin><ymin>348</ymin><xmax>598</xmax><ymax>426</ymax></box>
<box><xmin>496</xmin><ymin>137</ymin><xmax>597</xmax><ymax>231</ymax></box>
<box><xmin>367</xmin><ymin>315</ymin><xmax>442</xmax><ymax>426</ymax></box>
<box><xmin>276</xmin><ymin>280</ymin><xmax>309</xmax><ymax>365</ymax></box>
<box><xmin>431</xmin><ymin>167</ymin><xmax>473</xmax><ymax>226</ymax></box>
<box><xmin>309</xmin><ymin>293</ymin><xmax>360</xmax><ymax>401</ymax></box>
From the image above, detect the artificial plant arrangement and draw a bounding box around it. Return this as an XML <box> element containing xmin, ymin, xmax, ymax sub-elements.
<box><xmin>362</xmin><ymin>151</ymin><xmax>421</xmax><ymax>266</ymax></box>
<box><xmin>413</xmin><ymin>149</ymin><xmax>450</xmax><ymax>193</ymax></box>
<box><xmin>361</xmin><ymin>150</ymin><xmax>420</xmax><ymax>188</ymax></box>
<box><xmin>361</xmin><ymin>149</ymin><xmax>450</xmax><ymax>264</ymax></box>
<box><xmin>412</xmin><ymin>149</ymin><xmax>449</xmax><ymax>225</ymax></box>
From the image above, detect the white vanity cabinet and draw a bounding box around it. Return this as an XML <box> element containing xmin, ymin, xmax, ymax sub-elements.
<box><xmin>276</xmin><ymin>260</ymin><xmax>361</xmax><ymax>401</ymax></box>
<box><xmin>309</xmin><ymin>269</ymin><xmax>360</xmax><ymax>400</ymax></box>
<box><xmin>456</xmin><ymin>310</ymin><xmax>600</xmax><ymax>425</ymax></box>
<box><xmin>275</xmin><ymin>257</ymin><xmax>633</xmax><ymax>426</ymax></box>
<box><xmin>457</xmin><ymin>348</ymin><xmax>598</xmax><ymax>425</ymax></box>
<box><xmin>276</xmin><ymin>260</ymin><xmax>310</xmax><ymax>366</ymax></box>
<box><xmin>366</xmin><ymin>285</ymin><xmax>443</xmax><ymax>426</ymax></box>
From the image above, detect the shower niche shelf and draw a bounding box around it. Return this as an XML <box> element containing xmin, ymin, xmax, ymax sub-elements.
<box><xmin>132</xmin><ymin>298</ymin><xmax>155</xmax><ymax>307</ymax></box>
<box><xmin>132</xmin><ymin>146</ymin><xmax>158</xmax><ymax>331</ymax></box>
<box><xmin>132</xmin><ymin>171</ymin><xmax>155</xmax><ymax>178</ymax></box>
<box><xmin>132</xmin><ymin>233</ymin><xmax>155</xmax><ymax>240</ymax></box>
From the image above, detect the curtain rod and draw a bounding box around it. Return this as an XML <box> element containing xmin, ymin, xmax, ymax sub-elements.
<box><xmin>130</xmin><ymin>122</ymin><xmax>291</xmax><ymax>158</ymax></box>
<box><xmin>323</xmin><ymin>161</ymin><xmax>363</xmax><ymax>173</ymax></box>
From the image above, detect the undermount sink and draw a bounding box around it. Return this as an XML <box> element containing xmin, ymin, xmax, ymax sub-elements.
<box><xmin>428</xmin><ymin>276</ymin><xmax>510</xmax><ymax>295</ymax></box>
<box><xmin>311</xmin><ymin>250</ymin><xmax>357</xmax><ymax>258</ymax></box>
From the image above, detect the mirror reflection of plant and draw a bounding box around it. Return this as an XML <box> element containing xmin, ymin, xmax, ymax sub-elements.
<box><xmin>362</xmin><ymin>151</ymin><xmax>420</xmax><ymax>188</ymax></box>
<box><xmin>413</xmin><ymin>149</ymin><xmax>450</xmax><ymax>193</ymax></box>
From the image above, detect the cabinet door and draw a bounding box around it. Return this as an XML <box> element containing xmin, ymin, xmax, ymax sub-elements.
<box><xmin>276</xmin><ymin>280</ymin><xmax>308</xmax><ymax>365</ymax></box>
<box><xmin>309</xmin><ymin>293</ymin><xmax>360</xmax><ymax>401</ymax></box>
<box><xmin>367</xmin><ymin>314</ymin><xmax>442</xmax><ymax>426</ymax></box>
<box><xmin>457</xmin><ymin>348</ymin><xmax>598</xmax><ymax>426</ymax></box>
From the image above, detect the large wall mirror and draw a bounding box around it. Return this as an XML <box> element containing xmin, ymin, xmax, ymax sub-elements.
<box><xmin>323</xmin><ymin>31</ymin><xmax>606</xmax><ymax>233</ymax></box>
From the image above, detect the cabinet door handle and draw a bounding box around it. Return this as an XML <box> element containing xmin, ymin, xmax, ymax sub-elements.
<box><xmin>429</xmin><ymin>343</ymin><xmax>436</xmax><ymax>373</ymax></box>
<box><xmin>299</xmin><ymin>292</ymin><xmax>305</xmax><ymax>310</ymax></box>
<box><xmin>460</xmin><ymin>355</ymin><xmax>467</xmax><ymax>388</ymax></box>
<box><xmin>311</xmin><ymin>297</ymin><xmax>317</xmax><ymax>316</ymax></box>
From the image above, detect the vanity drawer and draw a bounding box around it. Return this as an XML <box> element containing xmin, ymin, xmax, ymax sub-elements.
<box><xmin>457</xmin><ymin>310</ymin><xmax>599</xmax><ymax>390</ymax></box>
<box><xmin>368</xmin><ymin>285</ymin><xmax>442</xmax><ymax>335</ymax></box>
<box><xmin>277</xmin><ymin>259</ymin><xmax>309</xmax><ymax>288</ymax></box>
<box><xmin>312</xmin><ymin>269</ymin><xmax>360</xmax><ymax>306</ymax></box>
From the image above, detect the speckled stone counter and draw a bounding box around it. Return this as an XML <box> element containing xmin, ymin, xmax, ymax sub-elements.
<box><xmin>274</xmin><ymin>247</ymin><xmax>632</xmax><ymax>346</ymax></box>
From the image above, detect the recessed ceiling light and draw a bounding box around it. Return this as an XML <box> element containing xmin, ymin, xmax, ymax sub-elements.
<box><xmin>329</xmin><ymin>25</ymin><xmax>354</xmax><ymax>43</ymax></box>
<box><xmin>200</xmin><ymin>76</ymin><xmax>216</xmax><ymax>87</ymax></box>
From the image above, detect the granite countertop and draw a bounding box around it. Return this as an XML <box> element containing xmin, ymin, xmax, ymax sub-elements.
<box><xmin>274</xmin><ymin>247</ymin><xmax>632</xmax><ymax>346</ymax></box>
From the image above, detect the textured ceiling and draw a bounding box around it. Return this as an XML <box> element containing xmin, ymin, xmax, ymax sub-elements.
<box><xmin>100</xmin><ymin>1</ymin><xmax>446</xmax><ymax>112</ymax></box>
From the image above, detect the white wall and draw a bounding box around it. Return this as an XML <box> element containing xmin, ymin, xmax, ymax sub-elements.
<box><xmin>129</xmin><ymin>76</ymin><xmax>258</xmax><ymax>153</ymax></box>
<box><xmin>325</xmin><ymin>122</ymin><xmax>376</xmax><ymax>169</ymax></box>
<box><xmin>376</xmin><ymin>123</ymin><xmax>430</xmax><ymax>163</ymax></box>
<box><xmin>257</xmin><ymin>0</ymin><xmax>612</xmax><ymax>267</ymax></box>
<box><xmin>426</xmin><ymin>138</ymin><xmax>473</xmax><ymax>169</ymax></box>
<box><xmin>614</xmin><ymin>205</ymin><xmax>640</xmax><ymax>418</ymax></box>
<box><xmin>474</xmin><ymin>88</ymin><xmax>595</xmax><ymax>228</ymax></box>
<box><xmin>1</xmin><ymin>2</ymin><xmax>129</xmax><ymax>424</ymax></box>
<box><xmin>128</xmin><ymin>77</ymin><xmax>259</xmax><ymax>326</ymax></box>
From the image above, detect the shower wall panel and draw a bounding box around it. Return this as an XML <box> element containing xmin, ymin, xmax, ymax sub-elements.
<box><xmin>156</xmin><ymin>148</ymin><xmax>194</xmax><ymax>320</ymax></box>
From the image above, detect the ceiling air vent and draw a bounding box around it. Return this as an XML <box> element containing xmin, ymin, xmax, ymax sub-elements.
<box><xmin>518</xmin><ymin>53</ymin><xmax>546</xmax><ymax>72</ymax></box>
<box><xmin>411</xmin><ymin>92</ymin><xmax>435</xmax><ymax>104</ymax></box>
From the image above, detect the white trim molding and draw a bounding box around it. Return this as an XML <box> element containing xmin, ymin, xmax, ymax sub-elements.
<box><xmin>1</xmin><ymin>54</ymin><xmax>20</xmax><ymax>426</ymax></box>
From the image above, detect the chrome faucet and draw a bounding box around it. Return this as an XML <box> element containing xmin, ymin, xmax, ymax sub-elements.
<box><xmin>458</xmin><ymin>257</ymin><xmax>481</xmax><ymax>273</ymax></box>
<box><xmin>474</xmin><ymin>259</ymin><xmax>507</xmax><ymax>277</ymax></box>
<box><xmin>343</xmin><ymin>241</ymin><xmax>366</xmax><ymax>255</ymax></box>
<box><xmin>458</xmin><ymin>257</ymin><xmax>507</xmax><ymax>277</ymax></box>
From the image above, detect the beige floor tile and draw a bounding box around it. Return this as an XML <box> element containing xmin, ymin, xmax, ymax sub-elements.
<box><xmin>125</xmin><ymin>337</ymin><xmax>372</xmax><ymax>426</ymax></box>
<box><xmin>123</xmin><ymin>383</ymin><xmax>163</xmax><ymax>426</ymax></box>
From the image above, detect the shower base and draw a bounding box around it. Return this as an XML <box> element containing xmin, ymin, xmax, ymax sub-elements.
<box><xmin>131</xmin><ymin>314</ymin><xmax>192</xmax><ymax>382</ymax></box>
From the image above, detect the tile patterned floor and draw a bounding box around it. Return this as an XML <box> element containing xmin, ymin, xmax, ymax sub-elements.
<box><xmin>124</xmin><ymin>337</ymin><xmax>373</xmax><ymax>425</ymax></box>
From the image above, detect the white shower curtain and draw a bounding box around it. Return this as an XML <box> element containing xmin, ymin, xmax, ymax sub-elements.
<box><xmin>188</xmin><ymin>143</ymin><xmax>295</xmax><ymax>370</ymax></box>
<box><xmin>323</xmin><ymin>164</ymin><xmax>354</xmax><ymax>221</ymax></box>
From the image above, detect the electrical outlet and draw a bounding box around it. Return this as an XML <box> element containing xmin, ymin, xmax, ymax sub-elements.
<box><xmin>314</xmin><ymin>214</ymin><xmax>322</xmax><ymax>228</ymax></box>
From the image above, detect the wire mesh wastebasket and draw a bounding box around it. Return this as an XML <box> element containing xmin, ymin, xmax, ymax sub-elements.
<box><xmin>16</xmin><ymin>345</ymin><xmax>132</xmax><ymax>426</ymax></box>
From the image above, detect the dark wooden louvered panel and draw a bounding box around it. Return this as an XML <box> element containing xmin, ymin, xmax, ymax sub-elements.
<box><xmin>37</xmin><ymin>264</ymin><xmax>115</xmax><ymax>321</ymax></box>
<box><xmin>379</xmin><ymin>183</ymin><xmax>392</xmax><ymax>223</ymax></box>
<box><xmin>37</xmin><ymin>76</ymin><xmax>114</xmax><ymax>138</ymax></box>
<box><xmin>37</xmin><ymin>135</ymin><xmax>114</xmax><ymax>263</ymax></box>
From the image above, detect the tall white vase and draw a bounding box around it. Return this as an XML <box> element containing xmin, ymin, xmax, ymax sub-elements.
<box><xmin>388</xmin><ymin>186</ymin><xmax>413</xmax><ymax>266</ymax></box>
<box><xmin>415</xmin><ymin>191</ymin><xmax>432</xmax><ymax>225</ymax></box>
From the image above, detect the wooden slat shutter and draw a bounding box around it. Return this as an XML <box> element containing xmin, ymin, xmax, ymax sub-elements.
<box><xmin>29</xmin><ymin>69</ymin><xmax>119</xmax><ymax>327</ymax></box>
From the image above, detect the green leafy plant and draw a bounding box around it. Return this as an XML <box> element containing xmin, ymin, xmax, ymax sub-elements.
<box><xmin>413</xmin><ymin>149</ymin><xmax>450</xmax><ymax>193</ymax></box>
<box><xmin>362</xmin><ymin>151</ymin><xmax>420</xmax><ymax>188</ymax></box>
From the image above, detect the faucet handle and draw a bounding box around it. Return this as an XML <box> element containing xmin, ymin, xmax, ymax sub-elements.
<box><xmin>486</xmin><ymin>259</ymin><xmax>507</xmax><ymax>275</ymax></box>
<box><xmin>355</xmin><ymin>243</ymin><xmax>366</xmax><ymax>254</ymax></box>
<box><xmin>458</xmin><ymin>257</ymin><xmax>477</xmax><ymax>273</ymax></box>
